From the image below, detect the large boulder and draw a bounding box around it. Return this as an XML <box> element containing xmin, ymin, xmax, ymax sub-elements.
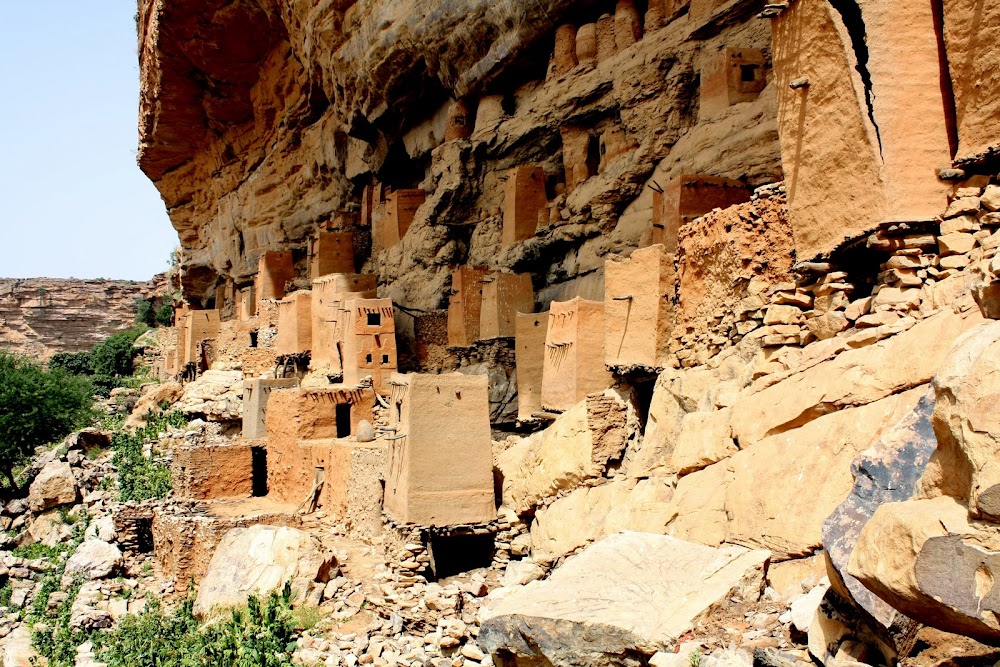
<box><xmin>65</xmin><ymin>540</ymin><xmax>123</xmax><ymax>580</ymax></box>
<box><xmin>729</xmin><ymin>308</ymin><xmax>983</xmax><ymax>447</ymax></box>
<box><xmin>923</xmin><ymin>320</ymin><xmax>1000</xmax><ymax>518</ymax></box>
<box><xmin>478</xmin><ymin>532</ymin><xmax>770</xmax><ymax>666</ymax></box>
<box><xmin>175</xmin><ymin>370</ymin><xmax>244</xmax><ymax>421</ymax></box>
<box><xmin>822</xmin><ymin>389</ymin><xmax>937</xmax><ymax>627</ymax></box>
<box><xmin>661</xmin><ymin>389</ymin><xmax>922</xmax><ymax>558</ymax></box>
<box><xmin>848</xmin><ymin>496</ymin><xmax>1000</xmax><ymax>642</ymax></box>
<box><xmin>28</xmin><ymin>461</ymin><xmax>77</xmax><ymax>512</ymax></box>
<box><xmin>193</xmin><ymin>525</ymin><xmax>336</xmax><ymax>618</ymax></box>
<box><xmin>530</xmin><ymin>478</ymin><xmax>674</xmax><ymax>563</ymax></box>
<box><xmin>125</xmin><ymin>381</ymin><xmax>184</xmax><ymax>428</ymax></box>
<box><xmin>497</xmin><ymin>390</ymin><xmax>638</xmax><ymax>515</ymax></box>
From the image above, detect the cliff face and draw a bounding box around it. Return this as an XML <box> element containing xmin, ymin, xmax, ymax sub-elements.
<box><xmin>138</xmin><ymin>0</ymin><xmax>781</xmax><ymax>306</ymax></box>
<box><xmin>0</xmin><ymin>278</ymin><xmax>163</xmax><ymax>359</ymax></box>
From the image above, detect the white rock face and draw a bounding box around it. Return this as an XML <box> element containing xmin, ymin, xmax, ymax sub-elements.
<box><xmin>28</xmin><ymin>461</ymin><xmax>78</xmax><ymax>512</ymax></box>
<box><xmin>65</xmin><ymin>540</ymin><xmax>123</xmax><ymax>580</ymax></box>
<box><xmin>193</xmin><ymin>525</ymin><xmax>337</xmax><ymax>618</ymax></box>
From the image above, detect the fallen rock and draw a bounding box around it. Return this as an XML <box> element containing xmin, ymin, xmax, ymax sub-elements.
<box><xmin>193</xmin><ymin>525</ymin><xmax>336</xmax><ymax>618</ymax></box>
<box><xmin>497</xmin><ymin>390</ymin><xmax>638</xmax><ymax>514</ymax></box>
<box><xmin>65</xmin><ymin>540</ymin><xmax>122</xmax><ymax>580</ymax></box>
<box><xmin>849</xmin><ymin>496</ymin><xmax>1000</xmax><ymax>642</ymax></box>
<box><xmin>502</xmin><ymin>559</ymin><xmax>545</xmax><ymax>587</ymax></box>
<box><xmin>925</xmin><ymin>320</ymin><xmax>1000</xmax><ymax>518</ymax></box>
<box><xmin>478</xmin><ymin>532</ymin><xmax>770</xmax><ymax>666</ymax></box>
<box><xmin>821</xmin><ymin>389</ymin><xmax>936</xmax><ymax>626</ymax></box>
<box><xmin>28</xmin><ymin>461</ymin><xmax>78</xmax><ymax>512</ymax></box>
<box><xmin>124</xmin><ymin>381</ymin><xmax>184</xmax><ymax>428</ymax></box>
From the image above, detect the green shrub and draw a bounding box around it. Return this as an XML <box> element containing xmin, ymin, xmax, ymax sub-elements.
<box><xmin>109</xmin><ymin>410</ymin><xmax>185</xmax><ymax>502</ymax></box>
<box><xmin>155</xmin><ymin>302</ymin><xmax>175</xmax><ymax>327</ymax></box>
<box><xmin>96</xmin><ymin>584</ymin><xmax>298</xmax><ymax>667</ymax></box>
<box><xmin>0</xmin><ymin>351</ymin><xmax>95</xmax><ymax>491</ymax></box>
<box><xmin>134</xmin><ymin>299</ymin><xmax>156</xmax><ymax>328</ymax></box>
<box><xmin>49</xmin><ymin>351</ymin><xmax>93</xmax><ymax>376</ymax></box>
<box><xmin>90</xmin><ymin>328</ymin><xmax>146</xmax><ymax>379</ymax></box>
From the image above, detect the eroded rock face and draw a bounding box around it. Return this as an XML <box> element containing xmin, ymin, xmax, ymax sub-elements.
<box><xmin>479</xmin><ymin>532</ymin><xmax>770</xmax><ymax>666</ymax></box>
<box><xmin>138</xmin><ymin>0</ymin><xmax>780</xmax><ymax>305</ymax></box>
<box><xmin>0</xmin><ymin>277</ymin><xmax>161</xmax><ymax>359</ymax></box>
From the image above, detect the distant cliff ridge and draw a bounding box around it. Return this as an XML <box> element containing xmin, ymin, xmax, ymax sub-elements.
<box><xmin>0</xmin><ymin>277</ymin><xmax>166</xmax><ymax>359</ymax></box>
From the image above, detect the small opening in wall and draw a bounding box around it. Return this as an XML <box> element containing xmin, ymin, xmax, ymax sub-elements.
<box><xmin>367</xmin><ymin>312</ymin><xmax>381</xmax><ymax>326</ymax></box>
<box><xmin>131</xmin><ymin>517</ymin><xmax>155</xmax><ymax>554</ymax></box>
<box><xmin>251</xmin><ymin>446</ymin><xmax>268</xmax><ymax>497</ymax></box>
<box><xmin>382</xmin><ymin>354</ymin><xmax>390</xmax><ymax>364</ymax></box>
<box><xmin>741</xmin><ymin>63</ymin><xmax>760</xmax><ymax>83</ymax></box>
<box><xmin>428</xmin><ymin>533</ymin><xmax>495</xmax><ymax>579</ymax></box>
<box><xmin>336</xmin><ymin>403</ymin><xmax>352</xmax><ymax>438</ymax></box>
<box><xmin>249</xmin><ymin>331</ymin><xmax>259</xmax><ymax>348</ymax></box>
<box><xmin>366</xmin><ymin>353</ymin><xmax>373</xmax><ymax>364</ymax></box>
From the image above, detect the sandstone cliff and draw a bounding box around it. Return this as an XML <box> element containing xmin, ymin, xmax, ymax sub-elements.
<box><xmin>0</xmin><ymin>277</ymin><xmax>164</xmax><ymax>359</ymax></box>
<box><xmin>138</xmin><ymin>0</ymin><xmax>780</xmax><ymax>306</ymax></box>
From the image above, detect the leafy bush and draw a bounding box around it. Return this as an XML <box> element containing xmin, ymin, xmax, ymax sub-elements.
<box><xmin>134</xmin><ymin>299</ymin><xmax>156</xmax><ymax>327</ymax></box>
<box><xmin>0</xmin><ymin>351</ymin><xmax>94</xmax><ymax>491</ymax></box>
<box><xmin>155</xmin><ymin>302</ymin><xmax>175</xmax><ymax>327</ymax></box>
<box><xmin>49</xmin><ymin>351</ymin><xmax>93</xmax><ymax>376</ymax></box>
<box><xmin>90</xmin><ymin>327</ymin><xmax>146</xmax><ymax>380</ymax></box>
<box><xmin>97</xmin><ymin>584</ymin><xmax>298</xmax><ymax>667</ymax></box>
<box><xmin>109</xmin><ymin>410</ymin><xmax>186</xmax><ymax>502</ymax></box>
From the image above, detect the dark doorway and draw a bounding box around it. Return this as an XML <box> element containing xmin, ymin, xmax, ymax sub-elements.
<box><xmin>336</xmin><ymin>403</ymin><xmax>352</xmax><ymax>438</ymax></box>
<box><xmin>427</xmin><ymin>533</ymin><xmax>495</xmax><ymax>579</ymax></box>
<box><xmin>131</xmin><ymin>517</ymin><xmax>154</xmax><ymax>554</ymax></box>
<box><xmin>251</xmin><ymin>446</ymin><xmax>268</xmax><ymax>497</ymax></box>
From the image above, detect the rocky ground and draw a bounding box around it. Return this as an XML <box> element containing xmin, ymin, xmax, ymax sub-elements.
<box><xmin>1</xmin><ymin>386</ymin><xmax>998</xmax><ymax>667</ymax></box>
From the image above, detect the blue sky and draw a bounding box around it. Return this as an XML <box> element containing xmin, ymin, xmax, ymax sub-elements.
<box><xmin>0</xmin><ymin>2</ymin><xmax>178</xmax><ymax>281</ymax></box>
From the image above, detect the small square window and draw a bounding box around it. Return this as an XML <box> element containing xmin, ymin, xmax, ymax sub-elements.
<box><xmin>741</xmin><ymin>64</ymin><xmax>760</xmax><ymax>82</ymax></box>
<box><xmin>366</xmin><ymin>354</ymin><xmax>373</xmax><ymax>364</ymax></box>
<box><xmin>382</xmin><ymin>354</ymin><xmax>390</xmax><ymax>364</ymax></box>
<box><xmin>367</xmin><ymin>313</ymin><xmax>381</xmax><ymax>326</ymax></box>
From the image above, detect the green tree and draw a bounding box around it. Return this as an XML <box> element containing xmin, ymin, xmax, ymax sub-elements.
<box><xmin>48</xmin><ymin>351</ymin><xmax>93</xmax><ymax>376</ymax></box>
<box><xmin>0</xmin><ymin>351</ymin><xmax>94</xmax><ymax>491</ymax></box>
<box><xmin>134</xmin><ymin>298</ymin><xmax>155</xmax><ymax>327</ymax></box>
<box><xmin>90</xmin><ymin>327</ymin><xmax>146</xmax><ymax>379</ymax></box>
<box><xmin>155</xmin><ymin>301</ymin><xmax>174</xmax><ymax>327</ymax></box>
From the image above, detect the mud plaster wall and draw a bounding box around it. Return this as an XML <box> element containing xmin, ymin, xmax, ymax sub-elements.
<box><xmin>384</xmin><ymin>373</ymin><xmax>495</xmax><ymax>526</ymax></box>
<box><xmin>172</xmin><ymin>443</ymin><xmax>253</xmax><ymax>500</ymax></box>
<box><xmin>605</xmin><ymin>243</ymin><xmax>675</xmax><ymax>369</ymax></box>
<box><xmin>943</xmin><ymin>0</ymin><xmax>1000</xmax><ymax>162</ymax></box>
<box><xmin>541</xmin><ymin>298</ymin><xmax>613</xmax><ymax>412</ymax></box>
<box><xmin>516</xmin><ymin>313</ymin><xmax>548</xmax><ymax>420</ymax></box>
<box><xmin>264</xmin><ymin>387</ymin><xmax>376</xmax><ymax>506</ymax></box>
